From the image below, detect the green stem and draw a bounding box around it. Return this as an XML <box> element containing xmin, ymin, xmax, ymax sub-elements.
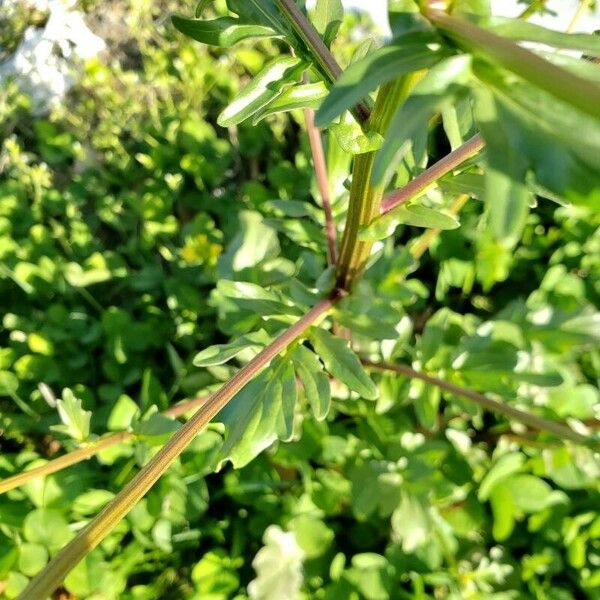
<box><xmin>18</xmin><ymin>295</ymin><xmax>337</xmax><ymax>600</ymax></box>
<box><xmin>276</xmin><ymin>0</ymin><xmax>371</xmax><ymax>123</ymax></box>
<box><xmin>336</xmin><ymin>77</ymin><xmax>417</xmax><ymax>291</ymax></box>
<box><xmin>380</xmin><ymin>134</ymin><xmax>484</xmax><ymax>214</ymax></box>
<box><xmin>0</xmin><ymin>395</ymin><xmax>211</xmax><ymax>496</ymax></box>
<box><xmin>425</xmin><ymin>8</ymin><xmax>600</xmax><ymax>120</ymax></box>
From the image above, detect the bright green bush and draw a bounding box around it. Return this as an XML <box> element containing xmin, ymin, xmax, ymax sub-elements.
<box><xmin>0</xmin><ymin>1</ymin><xmax>599</xmax><ymax>599</ymax></box>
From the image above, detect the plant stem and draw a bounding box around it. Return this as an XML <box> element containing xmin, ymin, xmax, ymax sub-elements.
<box><xmin>0</xmin><ymin>395</ymin><xmax>210</xmax><ymax>496</ymax></box>
<box><xmin>424</xmin><ymin>8</ymin><xmax>600</xmax><ymax>119</ymax></box>
<box><xmin>410</xmin><ymin>193</ymin><xmax>470</xmax><ymax>259</ymax></box>
<box><xmin>18</xmin><ymin>295</ymin><xmax>337</xmax><ymax>600</ymax></box>
<box><xmin>380</xmin><ymin>134</ymin><xmax>484</xmax><ymax>214</ymax></box>
<box><xmin>276</xmin><ymin>0</ymin><xmax>370</xmax><ymax>123</ymax></box>
<box><xmin>304</xmin><ymin>108</ymin><xmax>337</xmax><ymax>265</ymax></box>
<box><xmin>568</xmin><ymin>0</ymin><xmax>591</xmax><ymax>33</ymax></box>
<box><xmin>336</xmin><ymin>77</ymin><xmax>417</xmax><ymax>291</ymax></box>
<box><xmin>363</xmin><ymin>360</ymin><xmax>595</xmax><ymax>446</ymax></box>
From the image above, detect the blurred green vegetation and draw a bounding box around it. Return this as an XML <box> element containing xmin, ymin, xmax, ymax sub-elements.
<box><xmin>0</xmin><ymin>1</ymin><xmax>599</xmax><ymax>598</ymax></box>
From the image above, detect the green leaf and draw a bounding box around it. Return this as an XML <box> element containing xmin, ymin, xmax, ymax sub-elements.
<box><xmin>504</xmin><ymin>475</ymin><xmax>566</xmax><ymax>513</ymax></box>
<box><xmin>52</xmin><ymin>388</ymin><xmax>91</xmax><ymax>442</ymax></box>
<box><xmin>313</xmin><ymin>0</ymin><xmax>343</xmax><ymax>47</ymax></box>
<box><xmin>226</xmin><ymin>0</ymin><xmax>295</xmax><ymax>37</ymax></box>
<box><xmin>315</xmin><ymin>33</ymin><xmax>446</xmax><ymax>126</ymax></box>
<box><xmin>431</xmin><ymin>10</ymin><xmax>600</xmax><ymax>120</ymax></box>
<box><xmin>438</xmin><ymin>171</ymin><xmax>485</xmax><ymax>199</ymax></box>
<box><xmin>372</xmin><ymin>54</ymin><xmax>473</xmax><ymax>185</ymax></box>
<box><xmin>23</xmin><ymin>508</ymin><xmax>74</xmax><ymax>552</ymax></box>
<box><xmin>171</xmin><ymin>16</ymin><xmax>277</xmax><ymax>47</ymax></box>
<box><xmin>330</xmin><ymin>115</ymin><xmax>384</xmax><ymax>155</ymax></box>
<box><xmin>217</xmin><ymin>56</ymin><xmax>305</xmax><ymax>127</ymax></box>
<box><xmin>310</xmin><ymin>329</ymin><xmax>378</xmax><ymax>400</ymax></box>
<box><xmin>474</xmin><ymin>64</ymin><xmax>600</xmax><ymax>208</ymax></box>
<box><xmin>193</xmin><ymin>330</ymin><xmax>269</xmax><ymax>367</ymax></box>
<box><xmin>18</xmin><ymin>543</ymin><xmax>48</xmax><ymax>577</ymax></box>
<box><xmin>391</xmin><ymin>492</ymin><xmax>430</xmax><ymax>552</ymax></box>
<box><xmin>292</xmin><ymin>345</ymin><xmax>331</xmax><ymax>420</ymax></box>
<box><xmin>548</xmin><ymin>385</ymin><xmax>599</xmax><ymax>420</ymax></box>
<box><xmin>359</xmin><ymin>203</ymin><xmax>460</xmax><ymax>241</ymax></box>
<box><xmin>107</xmin><ymin>394</ymin><xmax>140</xmax><ymax>431</ymax></box>
<box><xmin>485</xmin><ymin>17</ymin><xmax>600</xmax><ymax>56</ymax></box>
<box><xmin>216</xmin><ymin>358</ymin><xmax>298</xmax><ymax>469</ymax></box>
<box><xmin>478</xmin><ymin>453</ymin><xmax>524</xmax><ymax>501</ymax></box>
<box><xmin>277</xmin><ymin>358</ymin><xmax>297</xmax><ymax>442</ymax></box>
<box><xmin>71</xmin><ymin>490</ymin><xmax>115</xmax><ymax>516</ymax></box>
<box><xmin>484</xmin><ymin>169</ymin><xmax>531</xmax><ymax>245</ymax></box>
<box><xmin>473</xmin><ymin>88</ymin><xmax>531</xmax><ymax>245</ymax></box>
<box><xmin>264</xmin><ymin>199</ymin><xmax>322</xmax><ymax>221</ymax></box>
<box><xmin>133</xmin><ymin>412</ymin><xmax>181</xmax><ymax>443</ymax></box>
<box><xmin>489</xmin><ymin>484</ymin><xmax>515</xmax><ymax>541</ymax></box>
<box><xmin>289</xmin><ymin>514</ymin><xmax>333</xmax><ymax>558</ymax></box>
<box><xmin>388</xmin><ymin>0</ymin><xmax>432</xmax><ymax>38</ymax></box>
<box><xmin>252</xmin><ymin>82</ymin><xmax>328</xmax><ymax>123</ymax></box>
<box><xmin>412</xmin><ymin>380</ymin><xmax>441</xmax><ymax>430</ymax></box>
<box><xmin>218</xmin><ymin>210</ymin><xmax>280</xmax><ymax>274</ymax></box>
<box><xmin>0</xmin><ymin>370</ymin><xmax>18</xmax><ymax>397</ymax></box>
<box><xmin>216</xmin><ymin>280</ymin><xmax>302</xmax><ymax>317</ymax></box>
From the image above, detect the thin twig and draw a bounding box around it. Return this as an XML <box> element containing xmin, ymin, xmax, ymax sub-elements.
<box><xmin>276</xmin><ymin>0</ymin><xmax>371</xmax><ymax>123</ymax></box>
<box><xmin>380</xmin><ymin>135</ymin><xmax>484</xmax><ymax>215</ymax></box>
<box><xmin>304</xmin><ymin>108</ymin><xmax>337</xmax><ymax>265</ymax></box>
<box><xmin>0</xmin><ymin>395</ymin><xmax>210</xmax><ymax>496</ymax></box>
<box><xmin>362</xmin><ymin>360</ymin><xmax>595</xmax><ymax>446</ymax></box>
<box><xmin>20</xmin><ymin>295</ymin><xmax>337</xmax><ymax>600</ymax></box>
<box><xmin>568</xmin><ymin>0</ymin><xmax>591</xmax><ymax>33</ymax></box>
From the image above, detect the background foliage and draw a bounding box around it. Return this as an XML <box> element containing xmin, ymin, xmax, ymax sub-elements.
<box><xmin>0</xmin><ymin>1</ymin><xmax>599</xmax><ymax>598</ymax></box>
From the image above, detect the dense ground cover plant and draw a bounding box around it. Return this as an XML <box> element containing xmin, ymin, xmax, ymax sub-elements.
<box><xmin>0</xmin><ymin>0</ymin><xmax>599</xmax><ymax>598</ymax></box>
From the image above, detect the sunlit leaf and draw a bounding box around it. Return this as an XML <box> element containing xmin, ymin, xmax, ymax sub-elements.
<box><xmin>310</xmin><ymin>329</ymin><xmax>378</xmax><ymax>399</ymax></box>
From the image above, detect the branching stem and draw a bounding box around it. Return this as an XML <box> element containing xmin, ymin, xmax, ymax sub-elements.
<box><xmin>0</xmin><ymin>395</ymin><xmax>210</xmax><ymax>496</ymax></box>
<box><xmin>363</xmin><ymin>360</ymin><xmax>596</xmax><ymax>446</ymax></box>
<box><xmin>276</xmin><ymin>0</ymin><xmax>370</xmax><ymax>123</ymax></box>
<box><xmin>18</xmin><ymin>295</ymin><xmax>337</xmax><ymax>600</ymax></box>
<box><xmin>305</xmin><ymin>108</ymin><xmax>337</xmax><ymax>265</ymax></box>
<box><xmin>336</xmin><ymin>76</ymin><xmax>418</xmax><ymax>291</ymax></box>
<box><xmin>380</xmin><ymin>134</ymin><xmax>484</xmax><ymax>214</ymax></box>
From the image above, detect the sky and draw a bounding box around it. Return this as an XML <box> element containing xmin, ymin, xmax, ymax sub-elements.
<box><xmin>340</xmin><ymin>0</ymin><xmax>600</xmax><ymax>34</ymax></box>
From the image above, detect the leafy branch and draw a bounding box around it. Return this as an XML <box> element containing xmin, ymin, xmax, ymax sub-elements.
<box><xmin>380</xmin><ymin>134</ymin><xmax>484</xmax><ymax>214</ymax></box>
<box><xmin>423</xmin><ymin>8</ymin><xmax>600</xmax><ymax>119</ymax></box>
<box><xmin>276</xmin><ymin>0</ymin><xmax>371</xmax><ymax>123</ymax></box>
<box><xmin>363</xmin><ymin>361</ymin><xmax>597</xmax><ymax>447</ymax></box>
<box><xmin>18</xmin><ymin>295</ymin><xmax>336</xmax><ymax>599</ymax></box>
<box><xmin>0</xmin><ymin>394</ymin><xmax>210</xmax><ymax>496</ymax></box>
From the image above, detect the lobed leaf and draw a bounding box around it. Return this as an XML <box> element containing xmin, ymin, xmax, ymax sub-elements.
<box><xmin>310</xmin><ymin>329</ymin><xmax>378</xmax><ymax>400</ymax></box>
<box><xmin>292</xmin><ymin>345</ymin><xmax>331</xmax><ymax>420</ymax></box>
